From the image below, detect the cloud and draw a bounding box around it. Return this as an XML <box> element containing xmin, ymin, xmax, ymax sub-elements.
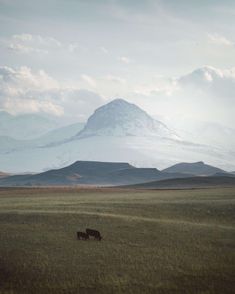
<box><xmin>59</xmin><ymin>89</ymin><xmax>104</xmax><ymax>121</ymax></box>
<box><xmin>179</xmin><ymin>65</ymin><xmax>235</xmax><ymax>99</ymax></box>
<box><xmin>129</xmin><ymin>65</ymin><xmax>235</xmax><ymax>128</ymax></box>
<box><xmin>81</xmin><ymin>74</ymin><xmax>97</xmax><ymax>88</ymax></box>
<box><xmin>208</xmin><ymin>33</ymin><xmax>234</xmax><ymax>47</ymax></box>
<box><xmin>118</xmin><ymin>56</ymin><xmax>131</xmax><ymax>64</ymax></box>
<box><xmin>13</xmin><ymin>34</ymin><xmax>62</xmax><ymax>47</ymax></box>
<box><xmin>0</xmin><ymin>66</ymin><xmax>62</xmax><ymax>115</ymax></box>
<box><xmin>100</xmin><ymin>46</ymin><xmax>109</xmax><ymax>54</ymax></box>
<box><xmin>103</xmin><ymin>75</ymin><xmax>126</xmax><ymax>84</ymax></box>
<box><xmin>7</xmin><ymin>43</ymin><xmax>48</xmax><ymax>54</ymax></box>
<box><xmin>132</xmin><ymin>76</ymin><xmax>179</xmax><ymax>97</ymax></box>
<box><xmin>0</xmin><ymin>66</ymin><xmax>104</xmax><ymax>119</ymax></box>
<box><xmin>68</xmin><ymin>43</ymin><xmax>81</xmax><ymax>53</ymax></box>
<box><xmin>2</xmin><ymin>34</ymin><xmax>81</xmax><ymax>55</ymax></box>
<box><xmin>1</xmin><ymin>64</ymin><xmax>234</xmax><ymax>127</ymax></box>
<box><xmin>134</xmin><ymin>65</ymin><xmax>235</xmax><ymax>101</ymax></box>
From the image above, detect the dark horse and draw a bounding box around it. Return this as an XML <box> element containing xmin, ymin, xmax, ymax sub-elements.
<box><xmin>86</xmin><ymin>228</ymin><xmax>102</xmax><ymax>241</ymax></box>
<box><xmin>77</xmin><ymin>231</ymin><xmax>89</xmax><ymax>240</ymax></box>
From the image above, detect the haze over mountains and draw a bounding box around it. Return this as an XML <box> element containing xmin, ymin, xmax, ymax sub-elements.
<box><xmin>0</xmin><ymin>122</ymin><xmax>84</xmax><ymax>154</ymax></box>
<box><xmin>0</xmin><ymin>98</ymin><xmax>235</xmax><ymax>173</ymax></box>
<box><xmin>0</xmin><ymin>111</ymin><xmax>61</xmax><ymax>140</ymax></box>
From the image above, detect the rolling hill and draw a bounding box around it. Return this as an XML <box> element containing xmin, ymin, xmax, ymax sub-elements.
<box><xmin>123</xmin><ymin>176</ymin><xmax>235</xmax><ymax>189</ymax></box>
<box><xmin>0</xmin><ymin>172</ymin><xmax>10</xmax><ymax>178</ymax></box>
<box><xmin>162</xmin><ymin>161</ymin><xmax>225</xmax><ymax>176</ymax></box>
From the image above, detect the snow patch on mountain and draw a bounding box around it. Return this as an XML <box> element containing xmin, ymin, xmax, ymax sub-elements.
<box><xmin>76</xmin><ymin>99</ymin><xmax>179</xmax><ymax>139</ymax></box>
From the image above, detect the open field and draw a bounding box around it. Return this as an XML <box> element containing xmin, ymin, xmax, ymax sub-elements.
<box><xmin>0</xmin><ymin>187</ymin><xmax>234</xmax><ymax>294</ymax></box>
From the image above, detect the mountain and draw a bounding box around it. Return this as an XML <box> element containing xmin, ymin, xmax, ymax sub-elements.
<box><xmin>76</xmin><ymin>99</ymin><xmax>178</xmax><ymax>139</ymax></box>
<box><xmin>0</xmin><ymin>161</ymin><xmax>135</xmax><ymax>186</ymax></box>
<box><xmin>162</xmin><ymin>161</ymin><xmax>225</xmax><ymax>176</ymax></box>
<box><xmin>0</xmin><ymin>99</ymin><xmax>235</xmax><ymax>173</ymax></box>
<box><xmin>0</xmin><ymin>172</ymin><xmax>10</xmax><ymax>178</ymax></box>
<box><xmin>0</xmin><ymin>160</ymin><xmax>194</xmax><ymax>186</ymax></box>
<box><xmin>0</xmin><ymin>111</ymin><xmax>61</xmax><ymax>140</ymax></box>
<box><xmin>123</xmin><ymin>176</ymin><xmax>235</xmax><ymax>189</ymax></box>
<box><xmin>0</xmin><ymin>122</ymin><xmax>84</xmax><ymax>154</ymax></box>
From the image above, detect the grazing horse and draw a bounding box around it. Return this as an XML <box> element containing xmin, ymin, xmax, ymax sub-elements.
<box><xmin>77</xmin><ymin>231</ymin><xmax>89</xmax><ymax>240</ymax></box>
<box><xmin>86</xmin><ymin>228</ymin><xmax>102</xmax><ymax>241</ymax></box>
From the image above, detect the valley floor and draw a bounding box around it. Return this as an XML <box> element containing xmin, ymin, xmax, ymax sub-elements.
<box><xmin>0</xmin><ymin>187</ymin><xmax>234</xmax><ymax>294</ymax></box>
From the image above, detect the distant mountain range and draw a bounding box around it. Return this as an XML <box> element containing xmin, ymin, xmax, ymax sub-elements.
<box><xmin>0</xmin><ymin>98</ymin><xmax>235</xmax><ymax>173</ymax></box>
<box><xmin>0</xmin><ymin>160</ymin><xmax>234</xmax><ymax>187</ymax></box>
<box><xmin>0</xmin><ymin>111</ymin><xmax>61</xmax><ymax>140</ymax></box>
<box><xmin>0</xmin><ymin>122</ymin><xmax>84</xmax><ymax>154</ymax></box>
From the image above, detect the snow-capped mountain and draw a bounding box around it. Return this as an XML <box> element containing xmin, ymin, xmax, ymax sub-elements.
<box><xmin>0</xmin><ymin>98</ymin><xmax>235</xmax><ymax>173</ymax></box>
<box><xmin>77</xmin><ymin>98</ymin><xmax>179</xmax><ymax>139</ymax></box>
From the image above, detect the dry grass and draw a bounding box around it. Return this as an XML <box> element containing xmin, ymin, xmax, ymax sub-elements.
<box><xmin>0</xmin><ymin>187</ymin><xmax>234</xmax><ymax>294</ymax></box>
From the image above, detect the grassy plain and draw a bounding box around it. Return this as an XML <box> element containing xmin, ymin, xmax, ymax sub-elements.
<box><xmin>0</xmin><ymin>187</ymin><xmax>234</xmax><ymax>294</ymax></box>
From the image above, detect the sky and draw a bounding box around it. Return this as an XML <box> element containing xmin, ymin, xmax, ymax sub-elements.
<box><xmin>0</xmin><ymin>0</ymin><xmax>235</xmax><ymax>128</ymax></box>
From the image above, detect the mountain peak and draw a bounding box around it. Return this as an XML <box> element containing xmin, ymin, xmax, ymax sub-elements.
<box><xmin>108</xmin><ymin>98</ymin><xmax>130</xmax><ymax>104</ymax></box>
<box><xmin>76</xmin><ymin>98</ymin><xmax>178</xmax><ymax>139</ymax></box>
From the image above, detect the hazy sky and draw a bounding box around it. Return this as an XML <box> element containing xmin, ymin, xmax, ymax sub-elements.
<box><xmin>0</xmin><ymin>0</ymin><xmax>235</xmax><ymax>127</ymax></box>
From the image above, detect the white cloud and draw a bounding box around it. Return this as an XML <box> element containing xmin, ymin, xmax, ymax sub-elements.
<box><xmin>2</xmin><ymin>34</ymin><xmax>82</xmax><ymax>55</ymax></box>
<box><xmin>7</xmin><ymin>42</ymin><xmax>48</xmax><ymax>54</ymax></box>
<box><xmin>128</xmin><ymin>65</ymin><xmax>235</xmax><ymax>129</ymax></box>
<box><xmin>118</xmin><ymin>56</ymin><xmax>131</xmax><ymax>64</ymax></box>
<box><xmin>1</xmin><ymin>64</ymin><xmax>234</xmax><ymax>127</ymax></box>
<box><xmin>3</xmin><ymin>98</ymin><xmax>63</xmax><ymax>116</ymax></box>
<box><xmin>100</xmin><ymin>46</ymin><xmax>109</xmax><ymax>54</ymax></box>
<box><xmin>68</xmin><ymin>43</ymin><xmax>81</xmax><ymax>53</ymax></box>
<box><xmin>12</xmin><ymin>34</ymin><xmax>62</xmax><ymax>47</ymax></box>
<box><xmin>179</xmin><ymin>65</ymin><xmax>235</xmax><ymax>99</ymax></box>
<box><xmin>0</xmin><ymin>66</ymin><xmax>104</xmax><ymax>119</ymax></box>
<box><xmin>103</xmin><ymin>75</ymin><xmax>126</xmax><ymax>84</ymax></box>
<box><xmin>81</xmin><ymin>74</ymin><xmax>97</xmax><ymax>88</ymax></box>
<box><xmin>135</xmin><ymin>65</ymin><xmax>235</xmax><ymax>101</ymax></box>
<box><xmin>0</xmin><ymin>66</ymin><xmax>62</xmax><ymax>115</ymax></box>
<box><xmin>132</xmin><ymin>77</ymin><xmax>179</xmax><ymax>97</ymax></box>
<box><xmin>208</xmin><ymin>33</ymin><xmax>234</xmax><ymax>47</ymax></box>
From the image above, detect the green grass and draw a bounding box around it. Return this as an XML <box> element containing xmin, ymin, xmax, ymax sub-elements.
<box><xmin>0</xmin><ymin>187</ymin><xmax>234</xmax><ymax>294</ymax></box>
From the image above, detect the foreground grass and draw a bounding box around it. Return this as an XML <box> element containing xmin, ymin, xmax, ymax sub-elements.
<box><xmin>0</xmin><ymin>187</ymin><xmax>234</xmax><ymax>294</ymax></box>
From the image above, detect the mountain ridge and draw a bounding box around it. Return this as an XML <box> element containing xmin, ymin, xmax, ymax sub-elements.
<box><xmin>0</xmin><ymin>160</ymin><xmax>228</xmax><ymax>187</ymax></box>
<box><xmin>0</xmin><ymin>98</ymin><xmax>234</xmax><ymax>173</ymax></box>
<box><xmin>0</xmin><ymin>160</ymin><xmax>191</xmax><ymax>186</ymax></box>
